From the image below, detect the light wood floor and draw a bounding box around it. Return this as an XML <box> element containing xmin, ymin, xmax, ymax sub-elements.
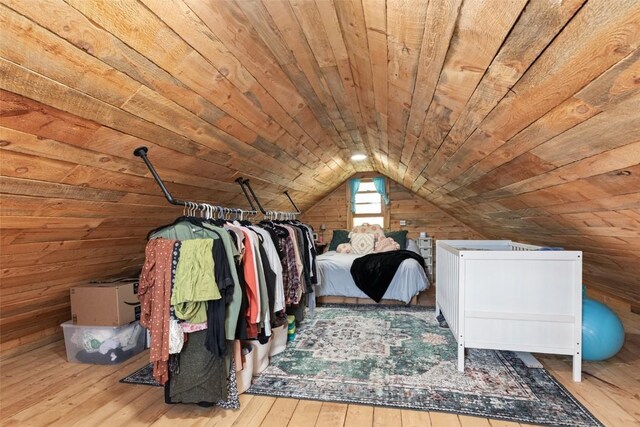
<box><xmin>1</xmin><ymin>299</ymin><xmax>638</xmax><ymax>426</ymax></box>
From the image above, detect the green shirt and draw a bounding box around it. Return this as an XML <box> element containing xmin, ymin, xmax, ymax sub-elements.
<box><xmin>171</xmin><ymin>239</ymin><xmax>221</xmax><ymax>324</ymax></box>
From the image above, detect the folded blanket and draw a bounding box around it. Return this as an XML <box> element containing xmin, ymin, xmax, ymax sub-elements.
<box><xmin>350</xmin><ymin>250</ymin><xmax>425</xmax><ymax>302</ymax></box>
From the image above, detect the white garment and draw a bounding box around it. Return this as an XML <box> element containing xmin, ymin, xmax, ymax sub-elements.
<box><xmin>168</xmin><ymin>319</ymin><xmax>184</xmax><ymax>354</ymax></box>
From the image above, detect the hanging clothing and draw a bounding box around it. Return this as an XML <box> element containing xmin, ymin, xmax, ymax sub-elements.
<box><xmin>240</xmin><ymin>229</ymin><xmax>260</xmax><ymax>337</ymax></box>
<box><xmin>280</xmin><ymin>233</ymin><xmax>302</xmax><ymax>306</ymax></box>
<box><xmin>251</xmin><ymin>226</ymin><xmax>284</xmax><ymax>313</ymax></box>
<box><xmin>167</xmin><ymin>330</ymin><xmax>228</xmax><ymax>404</ymax></box>
<box><xmin>206</xmin><ymin>239</ymin><xmax>235</xmax><ymax>357</ymax></box>
<box><xmin>140</xmin><ymin>213</ymin><xmax>320</xmax><ymax>407</ymax></box>
<box><xmin>138</xmin><ymin>238</ymin><xmax>178</xmax><ymax>385</ymax></box>
<box><xmin>150</xmin><ymin>219</ymin><xmax>242</xmax><ymax>341</ymax></box>
<box><xmin>172</xmin><ymin>239</ymin><xmax>221</xmax><ymax>324</ymax></box>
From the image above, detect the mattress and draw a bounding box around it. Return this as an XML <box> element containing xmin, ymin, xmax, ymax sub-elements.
<box><xmin>315</xmin><ymin>243</ymin><xmax>429</xmax><ymax>304</ymax></box>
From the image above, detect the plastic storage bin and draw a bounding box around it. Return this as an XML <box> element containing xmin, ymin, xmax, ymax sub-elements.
<box><xmin>61</xmin><ymin>320</ymin><xmax>145</xmax><ymax>364</ymax></box>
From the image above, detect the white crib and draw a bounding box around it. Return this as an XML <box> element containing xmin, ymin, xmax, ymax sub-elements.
<box><xmin>435</xmin><ymin>240</ymin><xmax>583</xmax><ymax>382</ymax></box>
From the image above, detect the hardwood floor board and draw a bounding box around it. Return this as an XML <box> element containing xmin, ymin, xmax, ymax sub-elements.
<box><xmin>93</xmin><ymin>386</ymin><xmax>168</xmax><ymax>427</ymax></box>
<box><xmin>66</xmin><ymin>381</ymin><xmax>160</xmax><ymax>427</ymax></box>
<box><xmin>581</xmin><ymin>365</ymin><xmax>640</xmax><ymax>422</ymax></box>
<box><xmin>0</xmin><ymin>347</ymin><xmax>64</xmax><ymax>387</ymax></box>
<box><xmin>204</xmin><ymin>394</ymin><xmax>254</xmax><ymax>427</ymax></box>
<box><xmin>287</xmin><ymin>398</ymin><xmax>322</xmax><ymax>426</ymax></box>
<box><xmin>2</xmin><ymin>352</ymin><xmax>148</xmax><ymax>425</ymax></box>
<box><xmin>260</xmin><ymin>397</ymin><xmax>298</xmax><ymax>427</ymax></box>
<box><xmin>429</xmin><ymin>411</ymin><xmax>463</xmax><ymax>426</ymax></box>
<box><xmin>458</xmin><ymin>415</ymin><xmax>492</xmax><ymax>427</ymax></box>
<box><xmin>315</xmin><ymin>402</ymin><xmax>348</xmax><ymax>427</ymax></box>
<box><xmin>373</xmin><ymin>406</ymin><xmax>401</xmax><ymax>426</ymax></box>
<box><xmin>488</xmin><ymin>420</ymin><xmax>522</xmax><ymax>427</ymax></box>
<box><xmin>0</xmin><ymin>358</ymin><xmax>94</xmax><ymax>415</ymax></box>
<box><xmin>543</xmin><ymin>350</ymin><xmax>640</xmax><ymax>423</ymax></box>
<box><xmin>542</xmin><ymin>357</ymin><xmax>640</xmax><ymax>427</ymax></box>
<box><xmin>401</xmin><ymin>409</ymin><xmax>432</xmax><ymax>427</ymax></box>
<box><xmin>344</xmin><ymin>404</ymin><xmax>374</xmax><ymax>427</ymax></box>
<box><xmin>230</xmin><ymin>395</ymin><xmax>275</xmax><ymax>427</ymax></box>
<box><xmin>147</xmin><ymin>395</ymin><xmax>223</xmax><ymax>427</ymax></box>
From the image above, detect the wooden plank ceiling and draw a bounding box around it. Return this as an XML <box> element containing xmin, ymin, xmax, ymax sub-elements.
<box><xmin>1</xmin><ymin>0</ymin><xmax>639</xmax><ymax>351</ymax></box>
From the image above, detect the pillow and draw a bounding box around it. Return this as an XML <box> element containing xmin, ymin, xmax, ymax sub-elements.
<box><xmin>350</xmin><ymin>223</ymin><xmax>385</xmax><ymax>241</ymax></box>
<box><xmin>350</xmin><ymin>233</ymin><xmax>375</xmax><ymax>255</ymax></box>
<box><xmin>328</xmin><ymin>229</ymin><xmax>350</xmax><ymax>251</ymax></box>
<box><xmin>336</xmin><ymin>243</ymin><xmax>352</xmax><ymax>254</ymax></box>
<box><xmin>374</xmin><ymin>237</ymin><xmax>400</xmax><ymax>253</ymax></box>
<box><xmin>385</xmin><ymin>230</ymin><xmax>409</xmax><ymax>250</ymax></box>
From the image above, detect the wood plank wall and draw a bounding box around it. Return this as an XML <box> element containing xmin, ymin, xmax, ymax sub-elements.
<box><xmin>1</xmin><ymin>0</ymin><xmax>639</xmax><ymax>356</ymax></box>
<box><xmin>300</xmin><ymin>175</ymin><xmax>482</xmax><ymax>245</ymax></box>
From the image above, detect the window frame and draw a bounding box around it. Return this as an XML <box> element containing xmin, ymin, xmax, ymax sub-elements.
<box><xmin>347</xmin><ymin>177</ymin><xmax>389</xmax><ymax>229</ymax></box>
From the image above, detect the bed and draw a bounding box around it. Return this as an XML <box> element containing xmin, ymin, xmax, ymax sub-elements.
<box><xmin>314</xmin><ymin>239</ymin><xmax>429</xmax><ymax>304</ymax></box>
<box><xmin>436</xmin><ymin>240</ymin><xmax>583</xmax><ymax>382</ymax></box>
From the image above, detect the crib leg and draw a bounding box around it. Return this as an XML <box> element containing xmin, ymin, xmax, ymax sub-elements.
<box><xmin>457</xmin><ymin>345</ymin><xmax>465</xmax><ymax>373</ymax></box>
<box><xmin>572</xmin><ymin>354</ymin><xmax>582</xmax><ymax>382</ymax></box>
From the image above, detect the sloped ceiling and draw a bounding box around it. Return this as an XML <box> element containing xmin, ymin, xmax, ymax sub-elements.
<box><xmin>1</xmin><ymin>0</ymin><xmax>639</xmax><ymax>328</ymax></box>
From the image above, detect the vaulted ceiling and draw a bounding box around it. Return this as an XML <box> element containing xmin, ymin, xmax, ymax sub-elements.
<box><xmin>1</xmin><ymin>0</ymin><xmax>639</xmax><ymax>320</ymax></box>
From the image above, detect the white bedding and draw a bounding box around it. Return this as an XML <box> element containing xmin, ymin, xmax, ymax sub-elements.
<box><xmin>314</xmin><ymin>242</ymin><xmax>429</xmax><ymax>303</ymax></box>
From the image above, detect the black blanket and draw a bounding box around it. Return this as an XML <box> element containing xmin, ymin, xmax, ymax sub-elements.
<box><xmin>350</xmin><ymin>250</ymin><xmax>425</xmax><ymax>302</ymax></box>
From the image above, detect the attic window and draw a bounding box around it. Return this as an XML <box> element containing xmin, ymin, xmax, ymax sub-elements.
<box><xmin>350</xmin><ymin>178</ymin><xmax>387</xmax><ymax>228</ymax></box>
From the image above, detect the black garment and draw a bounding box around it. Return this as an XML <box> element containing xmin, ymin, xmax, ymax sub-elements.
<box><xmin>350</xmin><ymin>250</ymin><xmax>425</xmax><ymax>302</ymax></box>
<box><xmin>234</xmin><ymin>262</ymin><xmax>249</xmax><ymax>340</ymax></box>
<box><xmin>258</xmin><ymin>222</ymin><xmax>288</xmax><ymax>260</ymax></box>
<box><xmin>257</xmin><ymin>241</ymin><xmax>276</xmax><ymax>318</ymax></box>
<box><xmin>205</xmin><ymin>241</ymin><xmax>234</xmax><ymax>357</ymax></box>
<box><xmin>75</xmin><ymin>347</ymin><xmax>137</xmax><ymax>364</ymax></box>
<box><xmin>167</xmin><ymin>330</ymin><xmax>227</xmax><ymax>404</ymax></box>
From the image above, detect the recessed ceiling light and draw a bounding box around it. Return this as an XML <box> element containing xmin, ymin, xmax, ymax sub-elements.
<box><xmin>350</xmin><ymin>153</ymin><xmax>367</xmax><ymax>161</ymax></box>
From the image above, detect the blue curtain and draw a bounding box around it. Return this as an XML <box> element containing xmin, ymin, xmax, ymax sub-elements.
<box><xmin>349</xmin><ymin>178</ymin><xmax>361</xmax><ymax>213</ymax></box>
<box><xmin>372</xmin><ymin>177</ymin><xmax>389</xmax><ymax>205</ymax></box>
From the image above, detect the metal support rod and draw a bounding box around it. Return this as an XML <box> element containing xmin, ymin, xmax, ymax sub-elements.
<box><xmin>133</xmin><ymin>146</ymin><xmax>257</xmax><ymax>215</ymax></box>
<box><xmin>241</xmin><ymin>178</ymin><xmax>266</xmax><ymax>214</ymax></box>
<box><xmin>133</xmin><ymin>146</ymin><xmax>185</xmax><ymax>206</ymax></box>
<box><xmin>235</xmin><ymin>177</ymin><xmax>256</xmax><ymax>211</ymax></box>
<box><xmin>283</xmin><ymin>190</ymin><xmax>300</xmax><ymax>213</ymax></box>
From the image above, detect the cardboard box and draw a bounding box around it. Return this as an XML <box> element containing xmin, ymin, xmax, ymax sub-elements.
<box><xmin>70</xmin><ymin>279</ymin><xmax>140</xmax><ymax>326</ymax></box>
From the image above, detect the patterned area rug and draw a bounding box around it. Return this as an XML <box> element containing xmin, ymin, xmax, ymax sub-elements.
<box><xmin>248</xmin><ymin>304</ymin><xmax>602</xmax><ymax>427</ymax></box>
<box><xmin>120</xmin><ymin>363</ymin><xmax>162</xmax><ymax>387</ymax></box>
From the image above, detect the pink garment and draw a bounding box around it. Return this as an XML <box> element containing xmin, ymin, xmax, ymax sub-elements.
<box><xmin>181</xmin><ymin>321</ymin><xmax>208</xmax><ymax>333</ymax></box>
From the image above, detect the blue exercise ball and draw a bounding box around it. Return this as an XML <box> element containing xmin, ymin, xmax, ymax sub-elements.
<box><xmin>582</xmin><ymin>294</ymin><xmax>625</xmax><ymax>361</ymax></box>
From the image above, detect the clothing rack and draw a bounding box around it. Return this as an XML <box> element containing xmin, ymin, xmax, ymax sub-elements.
<box><xmin>236</xmin><ymin>178</ymin><xmax>300</xmax><ymax>220</ymax></box>
<box><xmin>283</xmin><ymin>190</ymin><xmax>301</xmax><ymax>213</ymax></box>
<box><xmin>133</xmin><ymin>146</ymin><xmax>257</xmax><ymax>217</ymax></box>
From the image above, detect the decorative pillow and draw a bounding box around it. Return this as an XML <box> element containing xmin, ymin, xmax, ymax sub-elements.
<box><xmin>350</xmin><ymin>233</ymin><xmax>375</xmax><ymax>255</ymax></box>
<box><xmin>385</xmin><ymin>230</ymin><xmax>409</xmax><ymax>250</ymax></box>
<box><xmin>374</xmin><ymin>237</ymin><xmax>400</xmax><ymax>253</ymax></box>
<box><xmin>336</xmin><ymin>243</ymin><xmax>352</xmax><ymax>254</ymax></box>
<box><xmin>328</xmin><ymin>229</ymin><xmax>350</xmax><ymax>251</ymax></box>
<box><xmin>350</xmin><ymin>223</ymin><xmax>385</xmax><ymax>242</ymax></box>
